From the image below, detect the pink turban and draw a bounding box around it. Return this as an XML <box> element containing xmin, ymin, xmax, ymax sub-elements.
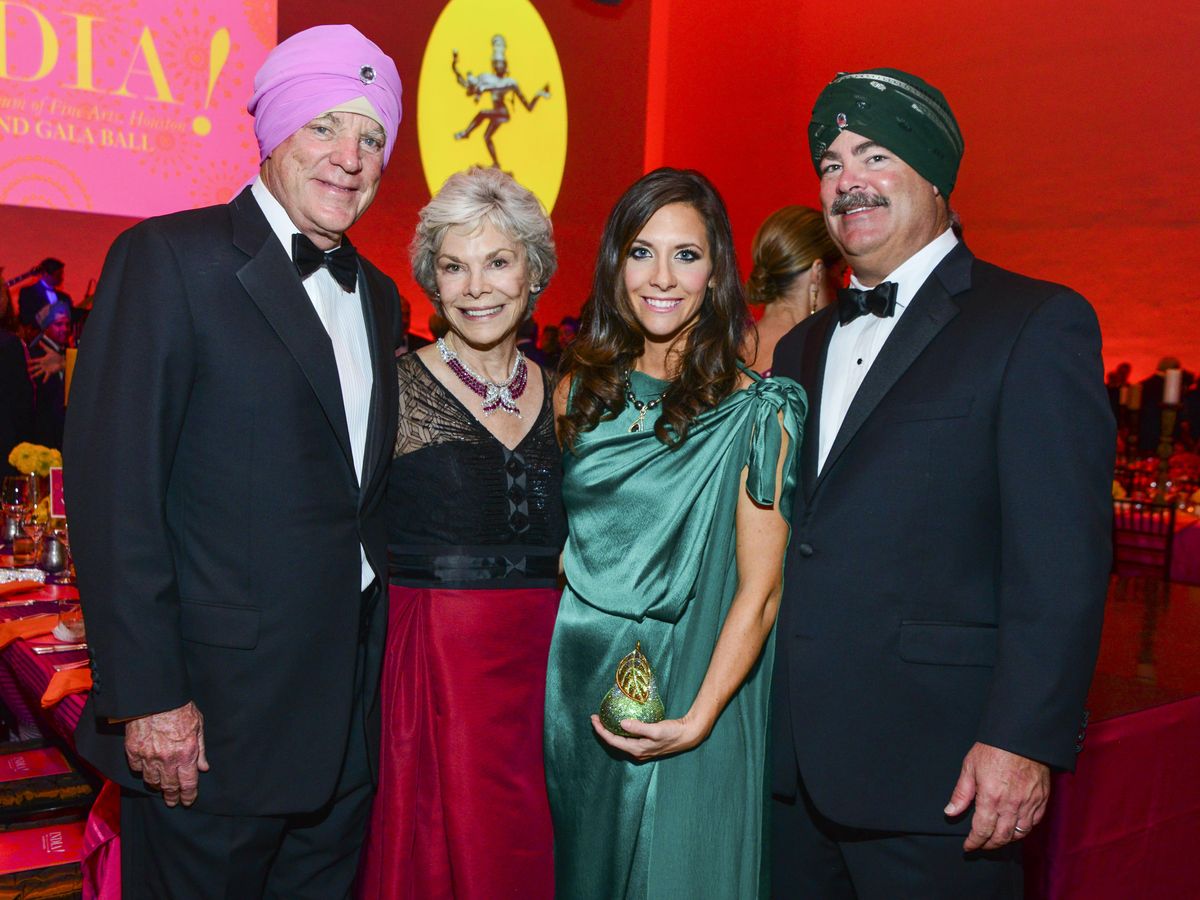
<box><xmin>248</xmin><ymin>25</ymin><xmax>403</xmax><ymax>168</ymax></box>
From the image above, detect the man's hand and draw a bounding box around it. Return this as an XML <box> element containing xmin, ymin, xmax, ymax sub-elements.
<box><xmin>944</xmin><ymin>742</ymin><xmax>1050</xmax><ymax>851</ymax></box>
<box><xmin>125</xmin><ymin>701</ymin><xmax>209</xmax><ymax>807</ymax></box>
<box><xmin>28</xmin><ymin>349</ymin><xmax>64</xmax><ymax>382</ymax></box>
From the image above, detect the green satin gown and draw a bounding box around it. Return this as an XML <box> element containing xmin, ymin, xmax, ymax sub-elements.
<box><xmin>545</xmin><ymin>369</ymin><xmax>806</xmax><ymax>899</ymax></box>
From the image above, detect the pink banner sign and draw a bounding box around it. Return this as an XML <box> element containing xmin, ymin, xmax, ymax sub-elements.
<box><xmin>0</xmin><ymin>0</ymin><xmax>276</xmax><ymax>217</ymax></box>
<box><xmin>49</xmin><ymin>465</ymin><xmax>64</xmax><ymax>518</ymax></box>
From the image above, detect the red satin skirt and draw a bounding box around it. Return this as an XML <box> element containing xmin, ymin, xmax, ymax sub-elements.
<box><xmin>357</xmin><ymin>584</ymin><xmax>558</xmax><ymax>899</ymax></box>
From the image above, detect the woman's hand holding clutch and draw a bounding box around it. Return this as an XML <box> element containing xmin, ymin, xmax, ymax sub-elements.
<box><xmin>589</xmin><ymin>712</ymin><xmax>710</xmax><ymax>762</ymax></box>
<box><xmin>593</xmin><ymin>641</ymin><xmax>711</xmax><ymax>760</ymax></box>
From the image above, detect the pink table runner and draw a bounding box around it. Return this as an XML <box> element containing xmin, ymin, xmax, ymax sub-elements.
<box><xmin>0</xmin><ymin>589</ymin><xmax>119</xmax><ymax>899</ymax></box>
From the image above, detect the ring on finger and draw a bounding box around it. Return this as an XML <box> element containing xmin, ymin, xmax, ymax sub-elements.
<box><xmin>1013</xmin><ymin>825</ymin><xmax>1029</xmax><ymax>834</ymax></box>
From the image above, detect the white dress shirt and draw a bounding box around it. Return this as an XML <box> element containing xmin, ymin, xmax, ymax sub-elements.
<box><xmin>818</xmin><ymin>228</ymin><xmax>958</xmax><ymax>474</ymax></box>
<box><xmin>251</xmin><ymin>177</ymin><xmax>375</xmax><ymax>589</ymax></box>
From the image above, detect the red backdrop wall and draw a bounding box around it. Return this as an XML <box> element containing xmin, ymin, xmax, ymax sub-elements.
<box><xmin>646</xmin><ymin>0</ymin><xmax>1200</xmax><ymax>380</ymax></box>
<box><xmin>3</xmin><ymin>0</ymin><xmax>1196</xmax><ymax>380</ymax></box>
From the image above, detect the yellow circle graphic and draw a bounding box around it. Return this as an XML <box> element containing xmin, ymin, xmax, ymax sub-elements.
<box><xmin>417</xmin><ymin>0</ymin><xmax>567</xmax><ymax>213</ymax></box>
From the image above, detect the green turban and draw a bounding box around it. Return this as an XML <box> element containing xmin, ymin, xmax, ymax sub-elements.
<box><xmin>808</xmin><ymin>68</ymin><xmax>964</xmax><ymax>197</ymax></box>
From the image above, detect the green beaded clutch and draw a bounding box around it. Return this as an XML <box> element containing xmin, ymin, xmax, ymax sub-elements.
<box><xmin>598</xmin><ymin>641</ymin><xmax>665</xmax><ymax>737</ymax></box>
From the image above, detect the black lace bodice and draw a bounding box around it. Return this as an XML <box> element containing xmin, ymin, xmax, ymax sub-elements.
<box><xmin>386</xmin><ymin>352</ymin><xmax>567</xmax><ymax>589</ymax></box>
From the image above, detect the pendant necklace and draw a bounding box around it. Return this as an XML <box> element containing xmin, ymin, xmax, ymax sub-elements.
<box><xmin>624</xmin><ymin>371</ymin><xmax>664</xmax><ymax>433</ymax></box>
<box><xmin>438</xmin><ymin>337</ymin><xmax>527</xmax><ymax>418</ymax></box>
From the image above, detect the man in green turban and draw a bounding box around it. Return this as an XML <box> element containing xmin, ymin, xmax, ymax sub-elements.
<box><xmin>770</xmin><ymin>68</ymin><xmax>1114</xmax><ymax>897</ymax></box>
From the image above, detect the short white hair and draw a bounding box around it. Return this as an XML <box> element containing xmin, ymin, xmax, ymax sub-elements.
<box><xmin>410</xmin><ymin>167</ymin><xmax>557</xmax><ymax>311</ymax></box>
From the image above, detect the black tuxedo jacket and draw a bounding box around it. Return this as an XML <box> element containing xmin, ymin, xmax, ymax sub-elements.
<box><xmin>64</xmin><ymin>187</ymin><xmax>401</xmax><ymax>816</ymax></box>
<box><xmin>770</xmin><ymin>243</ymin><xmax>1114</xmax><ymax>835</ymax></box>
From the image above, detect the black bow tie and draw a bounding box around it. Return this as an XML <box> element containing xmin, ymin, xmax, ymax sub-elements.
<box><xmin>837</xmin><ymin>281</ymin><xmax>899</xmax><ymax>325</ymax></box>
<box><xmin>292</xmin><ymin>233</ymin><xmax>358</xmax><ymax>293</ymax></box>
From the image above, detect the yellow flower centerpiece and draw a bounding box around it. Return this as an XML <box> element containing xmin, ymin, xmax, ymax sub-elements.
<box><xmin>8</xmin><ymin>443</ymin><xmax>62</xmax><ymax>478</ymax></box>
<box><xmin>32</xmin><ymin>496</ymin><xmax>52</xmax><ymax>526</ymax></box>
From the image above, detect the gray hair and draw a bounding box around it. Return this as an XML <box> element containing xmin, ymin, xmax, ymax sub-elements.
<box><xmin>410</xmin><ymin>167</ymin><xmax>557</xmax><ymax>312</ymax></box>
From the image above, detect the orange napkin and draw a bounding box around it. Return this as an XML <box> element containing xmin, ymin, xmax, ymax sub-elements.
<box><xmin>0</xmin><ymin>580</ymin><xmax>42</xmax><ymax>598</ymax></box>
<box><xmin>0</xmin><ymin>614</ymin><xmax>59</xmax><ymax>649</ymax></box>
<box><xmin>41</xmin><ymin>668</ymin><xmax>92</xmax><ymax>707</ymax></box>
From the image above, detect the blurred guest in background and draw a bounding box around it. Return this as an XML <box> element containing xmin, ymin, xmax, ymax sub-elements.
<box><xmin>1137</xmin><ymin>356</ymin><xmax>1191</xmax><ymax>452</ymax></box>
<box><xmin>18</xmin><ymin>258</ymin><xmax>72</xmax><ymax>335</ymax></box>
<box><xmin>27</xmin><ymin>301</ymin><xmax>71</xmax><ymax>449</ymax></box>
<box><xmin>70</xmin><ymin>278</ymin><xmax>96</xmax><ymax>344</ymax></box>
<box><xmin>545</xmin><ymin>168</ymin><xmax>804</xmax><ymax>899</ymax></box>
<box><xmin>0</xmin><ymin>327</ymin><xmax>32</xmax><ymax>472</ymax></box>
<box><xmin>744</xmin><ymin>205</ymin><xmax>842</xmax><ymax>376</ymax></box>
<box><xmin>539</xmin><ymin>323</ymin><xmax>563</xmax><ymax>370</ymax></box>
<box><xmin>359</xmin><ymin>167</ymin><xmax>563</xmax><ymax>900</ymax></box>
<box><xmin>1184</xmin><ymin>382</ymin><xmax>1200</xmax><ymax>449</ymax></box>
<box><xmin>394</xmin><ymin>294</ymin><xmax>430</xmax><ymax>356</ymax></box>
<box><xmin>428</xmin><ymin>311</ymin><xmax>449</xmax><ymax>339</ymax></box>
<box><xmin>516</xmin><ymin>316</ymin><xmax>548</xmax><ymax>366</ymax></box>
<box><xmin>1106</xmin><ymin>361</ymin><xmax>1132</xmax><ymax>420</ymax></box>
<box><xmin>0</xmin><ymin>271</ymin><xmax>16</xmax><ymax>333</ymax></box>
<box><xmin>558</xmin><ymin>314</ymin><xmax>579</xmax><ymax>345</ymax></box>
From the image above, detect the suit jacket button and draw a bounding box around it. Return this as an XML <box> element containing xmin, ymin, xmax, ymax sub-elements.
<box><xmin>798</xmin><ymin>542</ymin><xmax>814</xmax><ymax>557</ymax></box>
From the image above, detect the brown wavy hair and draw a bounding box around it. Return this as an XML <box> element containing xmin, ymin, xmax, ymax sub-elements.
<box><xmin>558</xmin><ymin>168</ymin><xmax>748</xmax><ymax>449</ymax></box>
<box><xmin>746</xmin><ymin>205</ymin><xmax>839</xmax><ymax>305</ymax></box>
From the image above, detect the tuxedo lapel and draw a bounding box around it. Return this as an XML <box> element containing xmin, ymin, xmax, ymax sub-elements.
<box><xmin>800</xmin><ymin>309</ymin><xmax>836</xmax><ymax>502</ymax></box>
<box><xmin>356</xmin><ymin>263</ymin><xmax>393</xmax><ymax>505</ymax></box>
<box><xmin>815</xmin><ymin>244</ymin><xmax>972</xmax><ymax>491</ymax></box>
<box><xmin>230</xmin><ymin>188</ymin><xmax>356</xmax><ymax>475</ymax></box>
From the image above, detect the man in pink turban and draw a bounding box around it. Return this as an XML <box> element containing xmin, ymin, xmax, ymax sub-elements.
<box><xmin>65</xmin><ymin>25</ymin><xmax>405</xmax><ymax>897</ymax></box>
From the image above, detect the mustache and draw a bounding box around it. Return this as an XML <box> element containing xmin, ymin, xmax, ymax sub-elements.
<box><xmin>831</xmin><ymin>192</ymin><xmax>889</xmax><ymax>216</ymax></box>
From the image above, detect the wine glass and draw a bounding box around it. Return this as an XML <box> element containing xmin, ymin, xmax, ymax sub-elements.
<box><xmin>1</xmin><ymin>475</ymin><xmax>32</xmax><ymax>513</ymax></box>
<box><xmin>1</xmin><ymin>476</ymin><xmax>33</xmax><ymax>553</ymax></box>
<box><xmin>23</xmin><ymin>513</ymin><xmax>46</xmax><ymax>560</ymax></box>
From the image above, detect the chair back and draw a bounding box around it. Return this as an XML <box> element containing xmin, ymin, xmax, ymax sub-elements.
<box><xmin>1112</xmin><ymin>500</ymin><xmax>1176</xmax><ymax>579</ymax></box>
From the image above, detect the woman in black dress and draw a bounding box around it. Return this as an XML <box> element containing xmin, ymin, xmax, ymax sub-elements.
<box><xmin>358</xmin><ymin>167</ymin><xmax>564</xmax><ymax>900</ymax></box>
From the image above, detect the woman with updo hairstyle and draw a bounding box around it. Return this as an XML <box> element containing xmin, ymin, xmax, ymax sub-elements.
<box><xmin>744</xmin><ymin>205</ymin><xmax>842</xmax><ymax>375</ymax></box>
<box><xmin>543</xmin><ymin>168</ymin><xmax>807</xmax><ymax>898</ymax></box>
<box><xmin>359</xmin><ymin>167</ymin><xmax>564</xmax><ymax>899</ymax></box>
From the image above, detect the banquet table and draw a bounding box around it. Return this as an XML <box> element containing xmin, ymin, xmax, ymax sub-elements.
<box><xmin>1115</xmin><ymin>506</ymin><xmax>1200</xmax><ymax>585</ymax></box>
<box><xmin>4</xmin><ymin>571</ymin><xmax>1198</xmax><ymax>899</ymax></box>
<box><xmin>1169</xmin><ymin>512</ymin><xmax>1200</xmax><ymax>584</ymax></box>
<box><xmin>1024</xmin><ymin>577</ymin><xmax>1200</xmax><ymax>898</ymax></box>
<box><xmin>0</xmin><ymin>581</ymin><xmax>120</xmax><ymax>898</ymax></box>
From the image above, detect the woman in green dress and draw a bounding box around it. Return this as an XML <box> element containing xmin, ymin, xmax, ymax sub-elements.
<box><xmin>544</xmin><ymin>168</ymin><xmax>807</xmax><ymax>899</ymax></box>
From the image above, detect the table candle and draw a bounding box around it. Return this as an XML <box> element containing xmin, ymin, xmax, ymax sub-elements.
<box><xmin>1163</xmin><ymin>368</ymin><xmax>1183</xmax><ymax>405</ymax></box>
